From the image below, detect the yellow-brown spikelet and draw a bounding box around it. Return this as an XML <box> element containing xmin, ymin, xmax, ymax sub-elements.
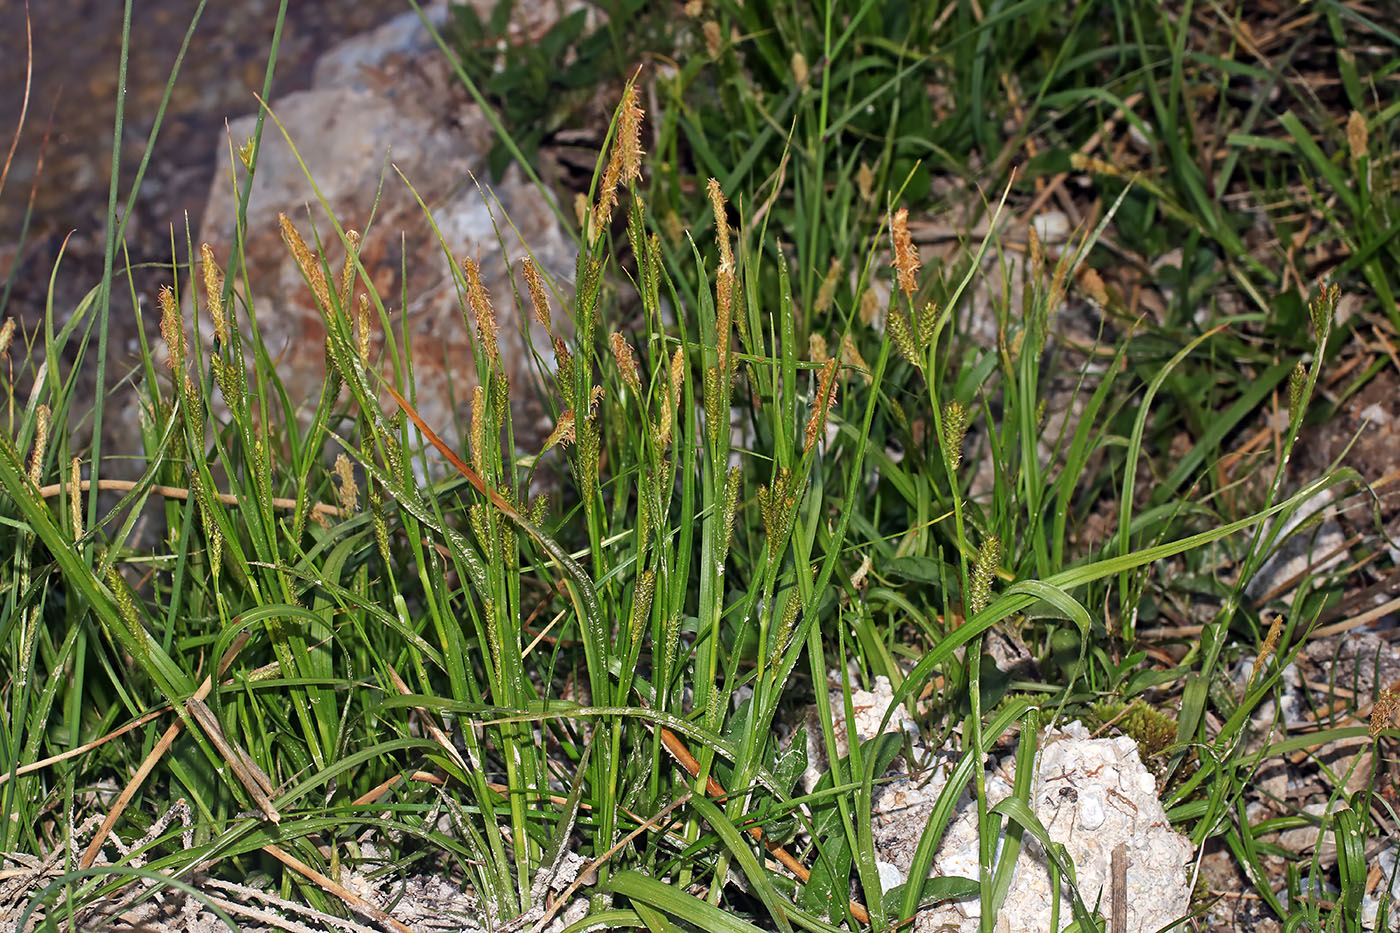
<box><xmin>542</xmin><ymin>408</ymin><xmax>577</xmax><ymax>452</ymax></box>
<box><xmin>28</xmin><ymin>404</ymin><xmax>49</xmax><ymax>487</ymax></box>
<box><xmin>1248</xmin><ymin>615</ymin><xmax>1283</xmax><ymax>689</ymax></box>
<box><xmin>1048</xmin><ymin>253</ymin><xmax>1069</xmax><ymax>314</ymax></box>
<box><xmin>1071</xmin><ymin>153</ymin><xmax>1120</xmax><ymax>177</ymax></box>
<box><xmin>0</xmin><ymin>317</ymin><xmax>14</xmax><ymax>357</ymax></box>
<box><xmin>1347</xmin><ymin>111</ymin><xmax>1368</xmax><ymax>162</ymax></box>
<box><xmin>470</xmin><ymin>384</ymin><xmax>488</xmax><ymax>476</ymax></box>
<box><xmin>522</xmin><ymin>256</ymin><xmax>553</xmax><ymax>335</ymax></box>
<box><xmin>859</xmin><ymin>287</ymin><xmax>880</xmax><ymax>328</ymax></box>
<box><xmin>804</xmin><ymin>357</ymin><xmax>839</xmax><ymax>454</ymax></box>
<box><xmin>617</xmin><ymin>85</ymin><xmax>645</xmax><ymax>189</ymax></box>
<box><xmin>338</xmin><ymin>229</ymin><xmax>361</xmax><ymax>312</ymax></box>
<box><xmin>200</xmin><ymin>243</ymin><xmax>227</xmax><ymax>345</ymax></box>
<box><xmin>809</xmin><ymin>333</ymin><xmax>829</xmax><ymax>364</ymax></box>
<box><xmin>707</xmin><ymin>178</ymin><xmax>733</xmax><ymax>271</ymax></box>
<box><xmin>554</xmin><ymin>337</ymin><xmax>575</xmax><ymax>394</ymax></box>
<box><xmin>684</xmin><ymin>0</ymin><xmax>702</xmax><ymax>15</ymax></box>
<box><xmin>355</xmin><ymin>294</ymin><xmax>372</xmax><ymax>367</ymax></box>
<box><xmin>715</xmin><ymin>262</ymin><xmax>734</xmax><ymax>374</ymax></box>
<box><xmin>593</xmin><ymin>85</ymin><xmax>646</xmax><ymax>238</ymax></box>
<box><xmin>1027</xmin><ymin>223</ymin><xmax>1043</xmax><ymax>276</ymax></box>
<box><xmin>157</xmin><ymin>286</ymin><xmax>186</xmax><ymax>380</ymax></box>
<box><xmin>891</xmin><ymin>208</ymin><xmax>920</xmax><ymax>299</ymax></box>
<box><xmin>791</xmin><ymin>51</ymin><xmax>809</xmax><ymax>86</ymax></box>
<box><xmin>462</xmin><ymin>258</ymin><xmax>500</xmax><ymax>366</ymax></box>
<box><xmin>1079</xmin><ymin>267</ymin><xmax>1109</xmax><ymax>307</ymax></box>
<box><xmin>814</xmin><ymin>257</ymin><xmax>841</xmax><ymax>315</ymax></box>
<box><xmin>658</xmin><ymin>345</ymin><xmax>684</xmax><ymax>447</ymax></box>
<box><xmin>610</xmin><ymin>332</ymin><xmax>642</xmax><ymax>397</ymax></box>
<box><xmin>703</xmin><ymin>20</ymin><xmax>722</xmax><ymax>57</ymax></box>
<box><xmin>1371</xmin><ymin>689</ymin><xmax>1397</xmax><ymax>738</ymax></box>
<box><xmin>856</xmin><ymin>162</ymin><xmax>875</xmax><ymax>203</ymax></box>
<box><xmin>333</xmin><ymin>452</ymin><xmax>359</xmax><ymax>515</ymax></box>
<box><xmin>841</xmin><ymin>333</ymin><xmax>870</xmax><ymax>385</ymax></box>
<box><xmin>588</xmin><ymin>384</ymin><xmax>605</xmax><ymax>416</ymax></box>
<box><xmin>279</xmin><ymin>213</ymin><xmax>332</xmax><ymax>313</ymax></box>
<box><xmin>669</xmin><ymin>345</ymin><xmax>685</xmax><ymax>415</ymax></box>
<box><xmin>69</xmin><ymin>457</ymin><xmax>82</xmax><ymax>538</ymax></box>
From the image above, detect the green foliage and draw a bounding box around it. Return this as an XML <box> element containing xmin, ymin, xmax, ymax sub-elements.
<box><xmin>0</xmin><ymin>0</ymin><xmax>1390</xmax><ymax>929</ymax></box>
<box><xmin>445</xmin><ymin>0</ymin><xmax>667</xmax><ymax>180</ymax></box>
<box><xmin>1089</xmin><ymin>700</ymin><xmax>1177</xmax><ymax>765</ymax></box>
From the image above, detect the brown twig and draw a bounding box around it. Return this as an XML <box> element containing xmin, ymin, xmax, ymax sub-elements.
<box><xmin>263</xmin><ymin>843</ymin><xmax>415</xmax><ymax>933</ymax></box>
<box><xmin>80</xmin><ymin>634</ymin><xmax>251</xmax><ymax>868</ymax></box>
<box><xmin>36</xmin><ymin>477</ymin><xmax>347</xmax><ymax>519</ymax></box>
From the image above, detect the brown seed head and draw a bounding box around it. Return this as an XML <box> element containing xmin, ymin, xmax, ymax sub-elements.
<box><xmin>593</xmin><ymin>87</ymin><xmax>646</xmax><ymax>239</ymax></box>
<box><xmin>892</xmin><ymin>208</ymin><xmax>920</xmax><ymax>298</ymax></box>
<box><xmin>334</xmin><ymin>452</ymin><xmax>359</xmax><ymax>515</ymax></box>
<box><xmin>1079</xmin><ymin>267</ymin><xmax>1109</xmax><ymax>307</ymax></box>
<box><xmin>703</xmin><ymin>20</ymin><xmax>722</xmax><ymax>57</ymax></box>
<box><xmin>857</xmin><ymin>162</ymin><xmax>875</xmax><ymax>203</ymax></box>
<box><xmin>522</xmin><ymin>256</ymin><xmax>553</xmax><ymax>335</ymax></box>
<box><xmin>791</xmin><ymin>51</ymin><xmax>809</xmax><ymax>86</ymax></box>
<box><xmin>841</xmin><ymin>334</ymin><xmax>871</xmax><ymax>385</ymax></box>
<box><xmin>715</xmin><ymin>263</ymin><xmax>734</xmax><ymax>374</ymax></box>
<box><xmin>201</xmin><ymin>243</ymin><xmax>227</xmax><ymax>345</ymax></box>
<box><xmin>611</xmin><ymin>331</ymin><xmax>643</xmax><ymax>397</ymax></box>
<box><xmin>1347</xmin><ymin>111</ymin><xmax>1369</xmax><ymax>162</ymax></box>
<box><xmin>278</xmin><ymin>213</ymin><xmax>332</xmax><ymax>313</ymax></box>
<box><xmin>804</xmin><ymin>357</ymin><xmax>839</xmax><ymax>454</ymax></box>
<box><xmin>158</xmin><ymin>286</ymin><xmax>186</xmax><ymax>379</ymax></box>
<box><xmin>70</xmin><ymin>457</ymin><xmax>83</xmax><ymax>538</ymax></box>
<box><xmin>815</xmin><ymin>257</ymin><xmax>841</xmax><ymax>315</ymax></box>
<box><xmin>462</xmin><ymin>257</ymin><xmax>499</xmax><ymax>366</ymax></box>
<box><xmin>707</xmin><ymin>178</ymin><xmax>733</xmax><ymax>271</ymax></box>
<box><xmin>28</xmin><ymin>404</ymin><xmax>50</xmax><ymax>487</ymax></box>
<box><xmin>338</xmin><ymin>229</ymin><xmax>361</xmax><ymax>313</ymax></box>
<box><xmin>1249</xmin><ymin>615</ymin><xmax>1283</xmax><ymax>688</ymax></box>
<box><xmin>543</xmin><ymin>408</ymin><xmax>577</xmax><ymax>452</ymax></box>
<box><xmin>1371</xmin><ymin>689</ymin><xmax>1397</xmax><ymax>738</ymax></box>
<box><xmin>355</xmin><ymin>294</ymin><xmax>372</xmax><ymax>367</ymax></box>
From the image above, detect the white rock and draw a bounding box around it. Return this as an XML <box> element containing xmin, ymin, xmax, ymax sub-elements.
<box><xmin>865</xmin><ymin>720</ymin><xmax>1192</xmax><ymax>932</ymax></box>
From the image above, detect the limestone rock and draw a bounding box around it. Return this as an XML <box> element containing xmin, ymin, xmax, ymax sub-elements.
<box><xmin>870</xmin><ymin>721</ymin><xmax>1193</xmax><ymax>932</ymax></box>
<box><xmin>196</xmin><ymin>2</ymin><xmax>576</xmax><ymax>456</ymax></box>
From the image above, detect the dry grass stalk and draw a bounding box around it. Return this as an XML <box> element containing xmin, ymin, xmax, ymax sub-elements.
<box><xmin>80</xmin><ymin>635</ymin><xmax>252</xmax><ymax>869</ymax></box>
